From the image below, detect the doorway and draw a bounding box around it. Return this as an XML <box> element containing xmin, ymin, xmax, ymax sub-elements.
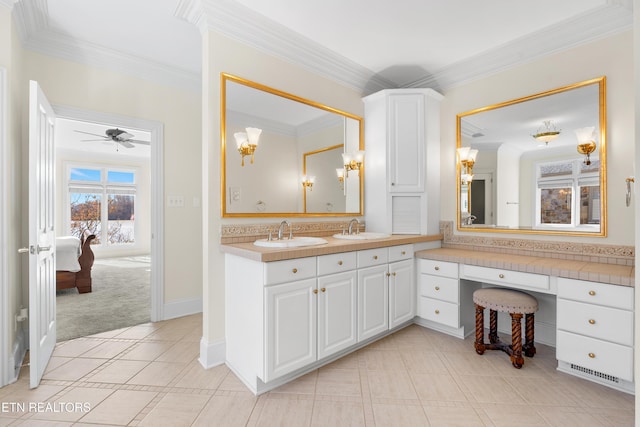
<box><xmin>470</xmin><ymin>172</ymin><xmax>494</xmax><ymax>225</ymax></box>
<box><xmin>53</xmin><ymin>107</ymin><xmax>165</xmax><ymax>337</ymax></box>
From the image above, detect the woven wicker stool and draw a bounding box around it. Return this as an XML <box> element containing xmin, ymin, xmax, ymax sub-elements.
<box><xmin>473</xmin><ymin>288</ymin><xmax>538</xmax><ymax>368</ymax></box>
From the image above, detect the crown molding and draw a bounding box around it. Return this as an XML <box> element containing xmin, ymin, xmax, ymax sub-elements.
<box><xmin>12</xmin><ymin>0</ymin><xmax>200</xmax><ymax>92</ymax></box>
<box><xmin>405</xmin><ymin>3</ymin><xmax>633</xmax><ymax>91</ymax></box>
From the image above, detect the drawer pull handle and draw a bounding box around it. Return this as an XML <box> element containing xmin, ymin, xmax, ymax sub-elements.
<box><xmin>434</xmin><ymin>266</ymin><xmax>440</xmax><ymax>271</ymax></box>
<box><xmin>435</xmin><ymin>309</ymin><xmax>440</xmax><ymax>315</ymax></box>
<box><xmin>313</xmin><ymin>289</ymin><xmax>318</xmax><ymax>294</ymax></box>
<box><xmin>373</xmin><ymin>255</ymin><xmax>378</xmax><ymax>260</ymax></box>
<box><xmin>435</xmin><ymin>286</ymin><xmax>440</xmax><ymax>291</ymax></box>
<box><xmin>588</xmin><ymin>319</ymin><xmax>596</xmax><ymax>325</ymax></box>
<box><xmin>588</xmin><ymin>352</ymin><xmax>596</xmax><ymax>359</ymax></box>
<box><xmin>292</xmin><ymin>268</ymin><xmax>298</xmax><ymax>273</ymax></box>
<box><xmin>498</xmin><ymin>274</ymin><xmax>505</xmax><ymax>279</ymax></box>
<box><xmin>321</xmin><ymin>288</ymin><xmax>326</xmax><ymax>293</ymax></box>
<box><xmin>338</xmin><ymin>261</ymin><xmax>343</xmax><ymax>265</ymax></box>
<box><xmin>588</xmin><ymin>290</ymin><xmax>596</xmax><ymax>296</ymax></box>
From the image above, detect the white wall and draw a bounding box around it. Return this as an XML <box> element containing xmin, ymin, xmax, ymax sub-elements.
<box><xmin>441</xmin><ymin>30</ymin><xmax>635</xmax><ymax>244</ymax></box>
<box><xmin>22</xmin><ymin>51</ymin><xmax>202</xmax><ymax>305</ymax></box>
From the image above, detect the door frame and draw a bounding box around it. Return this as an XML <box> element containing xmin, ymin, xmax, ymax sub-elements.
<box><xmin>0</xmin><ymin>67</ymin><xmax>9</xmax><ymax>387</ymax></box>
<box><xmin>54</xmin><ymin>105</ymin><xmax>165</xmax><ymax>321</ymax></box>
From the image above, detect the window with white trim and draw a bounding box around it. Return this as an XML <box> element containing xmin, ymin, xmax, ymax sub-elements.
<box><xmin>535</xmin><ymin>159</ymin><xmax>600</xmax><ymax>229</ymax></box>
<box><xmin>66</xmin><ymin>164</ymin><xmax>138</xmax><ymax>246</ymax></box>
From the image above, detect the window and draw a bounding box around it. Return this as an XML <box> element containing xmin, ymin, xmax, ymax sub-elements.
<box><xmin>67</xmin><ymin>165</ymin><xmax>137</xmax><ymax>245</ymax></box>
<box><xmin>535</xmin><ymin>159</ymin><xmax>600</xmax><ymax>229</ymax></box>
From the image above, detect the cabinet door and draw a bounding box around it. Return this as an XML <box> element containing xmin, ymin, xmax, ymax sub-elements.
<box><xmin>388</xmin><ymin>93</ymin><xmax>424</xmax><ymax>192</ymax></box>
<box><xmin>357</xmin><ymin>265</ymin><xmax>389</xmax><ymax>341</ymax></box>
<box><xmin>264</xmin><ymin>278</ymin><xmax>317</xmax><ymax>382</ymax></box>
<box><xmin>389</xmin><ymin>259</ymin><xmax>415</xmax><ymax>328</ymax></box>
<box><xmin>317</xmin><ymin>271</ymin><xmax>357</xmax><ymax>359</ymax></box>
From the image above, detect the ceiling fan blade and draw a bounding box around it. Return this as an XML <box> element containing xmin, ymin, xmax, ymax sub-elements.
<box><xmin>81</xmin><ymin>138</ymin><xmax>108</xmax><ymax>142</ymax></box>
<box><xmin>128</xmin><ymin>139</ymin><xmax>151</xmax><ymax>145</ymax></box>
<box><xmin>119</xmin><ymin>140</ymin><xmax>135</xmax><ymax>149</ymax></box>
<box><xmin>117</xmin><ymin>132</ymin><xmax>135</xmax><ymax>140</ymax></box>
<box><xmin>75</xmin><ymin>130</ymin><xmax>107</xmax><ymax>138</ymax></box>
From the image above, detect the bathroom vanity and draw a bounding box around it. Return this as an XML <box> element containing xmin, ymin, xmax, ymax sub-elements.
<box><xmin>221</xmin><ymin>234</ymin><xmax>440</xmax><ymax>394</ymax></box>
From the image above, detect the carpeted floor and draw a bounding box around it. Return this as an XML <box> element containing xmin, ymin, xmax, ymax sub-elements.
<box><xmin>56</xmin><ymin>256</ymin><xmax>151</xmax><ymax>342</ymax></box>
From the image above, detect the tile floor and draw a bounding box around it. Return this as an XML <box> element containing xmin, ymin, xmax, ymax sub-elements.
<box><xmin>0</xmin><ymin>314</ymin><xmax>634</xmax><ymax>426</ymax></box>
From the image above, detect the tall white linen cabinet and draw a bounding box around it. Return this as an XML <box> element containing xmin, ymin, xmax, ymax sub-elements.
<box><xmin>363</xmin><ymin>88</ymin><xmax>444</xmax><ymax>235</ymax></box>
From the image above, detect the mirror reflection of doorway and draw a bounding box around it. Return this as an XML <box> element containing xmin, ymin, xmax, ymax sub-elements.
<box><xmin>470</xmin><ymin>173</ymin><xmax>493</xmax><ymax>225</ymax></box>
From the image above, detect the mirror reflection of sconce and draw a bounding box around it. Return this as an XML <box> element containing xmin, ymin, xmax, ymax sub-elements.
<box><xmin>336</xmin><ymin>168</ymin><xmax>345</xmax><ymax>189</ymax></box>
<box><xmin>457</xmin><ymin>146</ymin><xmax>478</xmax><ymax>184</ymax></box>
<box><xmin>575</xmin><ymin>126</ymin><xmax>597</xmax><ymax>165</ymax></box>
<box><xmin>626</xmin><ymin>176</ymin><xmax>634</xmax><ymax>207</ymax></box>
<box><xmin>234</xmin><ymin>127</ymin><xmax>262</xmax><ymax>166</ymax></box>
<box><xmin>342</xmin><ymin>150</ymin><xmax>365</xmax><ymax>176</ymax></box>
<box><xmin>301</xmin><ymin>175</ymin><xmax>315</xmax><ymax>191</ymax></box>
<box><xmin>532</xmin><ymin>120</ymin><xmax>561</xmax><ymax>145</ymax></box>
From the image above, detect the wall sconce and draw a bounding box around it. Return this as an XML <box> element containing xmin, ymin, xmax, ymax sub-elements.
<box><xmin>574</xmin><ymin>126</ymin><xmax>597</xmax><ymax>165</ymax></box>
<box><xmin>301</xmin><ymin>175</ymin><xmax>315</xmax><ymax>191</ymax></box>
<box><xmin>234</xmin><ymin>127</ymin><xmax>262</xmax><ymax>166</ymax></box>
<box><xmin>457</xmin><ymin>146</ymin><xmax>478</xmax><ymax>184</ymax></box>
<box><xmin>336</xmin><ymin>168</ymin><xmax>345</xmax><ymax>189</ymax></box>
<box><xmin>532</xmin><ymin>120</ymin><xmax>561</xmax><ymax>145</ymax></box>
<box><xmin>342</xmin><ymin>150</ymin><xmax>365</xmax><ymax>176</ymax></box>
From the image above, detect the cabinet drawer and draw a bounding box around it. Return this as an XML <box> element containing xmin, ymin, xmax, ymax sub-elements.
<box><xmin>419</xmin><ymin>259</ymin><xmax>458</xmax><ymax>279</ymax></box>
<box><xmin>557</xmin><ymin>299</ymin><xmax>633</xmax><ymax>346</ymax></box>
<box><xmin>264</xmin><ymin>257</ymin><xmax>317</xmax><ymax>285</ymax></box>
<box><xmin>317</xmin><ymin>252</ymin><xmax>357</xmax><ymax>276</ymax></box>
<box><xmin>388</xmin><ymin>244</ymin><xmax>414</xmax><ymax>262</ymax></box>
<box><xmin>418</xmin><ymin>297</ymin><xmax>459</xmax><ymax>328</ymax></box>
<box><xmin>557</xmin><ymin>278</ymin><xmax>633</xmax><ymax>310</ymax></box>
<box><xmin>460</xmin><ymin>265</ymin><xmax>549</xmax><ymax>292</ymax></box>
<box><xmin>419</xmin><ymin>275</ymin><xmax>459</xmax><ymax>304</ymax></box>
<box><xmin>357</xmin><ymin>248</ymin><xmax>389</xmax><ymax>268</ymax></box>
<box><xmin>556</xmin><ymin>330</ymin><xmax>633</xmax><ymax>382</ymax></box>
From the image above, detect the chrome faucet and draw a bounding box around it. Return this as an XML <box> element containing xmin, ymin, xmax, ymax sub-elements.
<box><xmin>277</xmin><ymin>220</ymin><xmax>291</xmax><ymax>240</ymax></box>
<box><xmin>465</xmin><ymin>215</ymin><xmax>477</xmax><ymax>226</ymax></box>
<box><xmin>347</xmin><ymin>218</ymin><xmax>359</xmax><ymax>235</ymax></box>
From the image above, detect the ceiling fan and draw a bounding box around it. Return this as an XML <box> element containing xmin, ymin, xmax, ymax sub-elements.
<box><xmin>74</xmin><ymin>128</ymin><xmax>150</xmax><ymax>150</ymax></box>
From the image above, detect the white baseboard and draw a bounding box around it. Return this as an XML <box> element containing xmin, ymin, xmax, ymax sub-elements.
<box><xmin>163</xmin><ymin>297</ymin><xmax>202</xmax><ymax>321</ymax></box>
<box><xmin>198</xmin><ymin>337</ymin><xmax>225</xmax><ymax>369</ymax></box>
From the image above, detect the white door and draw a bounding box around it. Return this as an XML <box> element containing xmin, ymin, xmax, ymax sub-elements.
<box><xmin>389</xmin><ymin>259</ymin><xmax>415</xmax><ymax>328</ymax></box>
<box><xmin>317</xmin><ymin>271</ymin><xmax>357</xmax><ymax>359</ymax></box>
<box><xmin>264</xmin><ymin>278</ymin><xmax>317</xmax><ymax>382</ymax></box>
<box><xmin>357</xmin><ymin>265</ymin><xmax>389</xmax><ymax>341</ymax></box>
<box><xmin>26</xmin><ymin>81</ymin><xmax>57</xmax><ymax>388</ymax></box>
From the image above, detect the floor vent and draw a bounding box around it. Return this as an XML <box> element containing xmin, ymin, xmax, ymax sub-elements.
<box><xmin>570</xmin><ymin>363</ymin><xmax>619</xmax><ymax>383</ymax></box>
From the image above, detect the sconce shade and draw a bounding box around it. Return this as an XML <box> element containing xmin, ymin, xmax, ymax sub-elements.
<box><xmin>245</xmin><ymin>127</ymin><xmax>262</xmax><ymax>146</ymax></box>
<box><xmin>234</xmin><ymin>132</ymin><xmax>248</xmax><ymax>149</ymax></box>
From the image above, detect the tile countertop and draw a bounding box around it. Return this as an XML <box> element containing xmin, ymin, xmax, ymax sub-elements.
<box><xmin>416</xmin><ymin>247</ymin><xmax>635</xmax><ymax>288</ymax></box>
<box><xmin>220</xmin><ymin>234</ymin><xmax>443</xmax><ymax>263</ymax></box>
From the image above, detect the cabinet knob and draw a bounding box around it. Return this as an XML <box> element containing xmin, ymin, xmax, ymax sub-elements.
<box><xmin>435</xmin><ymin>309</ymin><xmax>440</xmax><ymax>315</ymax></box>
<box><xmin>401</xmin><ymin>251</ymin><xmax>406</xmax><ymax>255</ymax></box>
<box><xmin>588</xmin><ymin>352</ymin><xmax>596</xmax><ymax>359</ymax></box>
<box><xmin>434</xmin><ymin>266</ymin><xmax>440</xmax><ymax>271</ymax></box>
<box><xmin>373</xmin><ymin>255</ymin><xmax>378</xmax><ymax>260</ymax></box>
<box><xmin>588</xmin><ymin>290</ymin><xmax>596</xmax><ymax>296</ymax></box>
<box><xmin>313</xmin><ymin>289</ymin><xmax>318</xmax><ymax>294</ymax></box>
<box><xmin>498</xmin><ymin>274</ymin><xmax>505</xmax><ymax>279</ymax></box>
<box><xmin>588</xmin><ymin>319</ymin><xmax>596</xmax><ymax>325</ymax></box>
<box><xmin>386</xmin><ymin>272</ymin><xmax>391</xmax><ymax>277</ymax></box>
<box><xmin>338</xmin><ymin>261</ymin><xmax>343</xmax><ymax>265</ymax></box>
<box><xmin>392</xmin><ymin>272</ymin><xmax>396</xmax><ymax>276</ymax></box>
<box><xmin>321</xmin><ymin>288</ymin><xmax>326</xmax><ymax>293</ymax></box>
<box><xmin>391</xmin><ymin>182</ymin><xmax>395</xmax><ymax>186</ymax></box>
<box><xmin>435</xmin><ymin>286</ymin><xmax>440</xmax><ymax>291</ymax></box>
<box><xmin>292</xmin><ymin>268</ymin><xmax>298</xmax><ymax>273</ymax></box>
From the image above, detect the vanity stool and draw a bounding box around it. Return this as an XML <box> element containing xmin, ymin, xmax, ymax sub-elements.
<box><xmin>473</xmin><ymin>288</ymin><xmax>538</xmax><ymax>368</ymax></box>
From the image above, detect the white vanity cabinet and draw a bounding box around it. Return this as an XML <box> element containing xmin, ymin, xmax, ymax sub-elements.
<box><xmin>417</xmin><ymin>259</ymin><xmax>462</xmax><ymax>329</ymax></box>
<box><xmin>363</xmin><ymin>88</ymin><xmax>443</xmax><ymax>235</ymax></box>
<box><xmin>556</xmin><ymin>278</ymin><xmax>634</xmax><ymax>390</ymax></box>
<box><xmin>225</xmin><ymin>243</ymin><xmax>416</xmax><ymax>395</ymax></box>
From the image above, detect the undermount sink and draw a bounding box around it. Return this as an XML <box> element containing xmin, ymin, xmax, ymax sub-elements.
<box><xmin>332</xmin><ymin>232</ymin><xmax>391</xmax><ymax>240</ymax></box>
<box><xmin>253</xmin><ymin>236</ymin><xmax>328</xmax><ymax>248</ymax></box>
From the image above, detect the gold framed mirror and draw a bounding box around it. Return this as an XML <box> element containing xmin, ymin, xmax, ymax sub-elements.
<box><xmin>456</xmin><ymin>76</ymin><xmax>606</xmax><ymax>236</ymax></box>
<box><xmin>221</xmin><ymin>73</ymin><xmax>364</xmax><ymax>217</ymax></box>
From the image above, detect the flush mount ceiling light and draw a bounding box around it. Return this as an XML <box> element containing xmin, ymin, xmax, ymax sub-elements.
<box><xmin>234</xmin><ymin>127</ymin><xmax>262</xmax><ymax>166</ymax></box>
<box><xmin>532</xmin><ymin>120</ymin><xmax>561</xmax><ymax>145</ymax></box>
<box><xmin>575</xmin><ymin>126</ymin><xmax>597</xmax><ymax>165</ymax></box>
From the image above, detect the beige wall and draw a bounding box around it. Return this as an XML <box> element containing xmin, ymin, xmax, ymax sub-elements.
<box><xmin>202</xmin><ymin>31</ymin><xmax>365</xmax><ymax>345</ymax></box>
<box><xmin>440</xmin><ymin>31</ymin><xmax>634</xmax><ymax>244</ymax></box>
<box><xmin>22</xmin><ymin>51</ymin><xmax>203</xmax><ymax>304</ymax></box>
